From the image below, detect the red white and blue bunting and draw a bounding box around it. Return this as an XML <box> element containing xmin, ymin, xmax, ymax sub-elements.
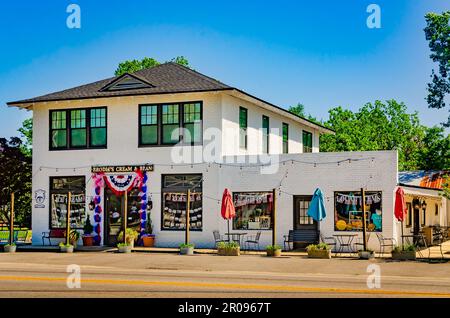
<box><xmin>92</xmin><ymin>173</ymin><xmax>104</xmax><ymax>246</ymax></box>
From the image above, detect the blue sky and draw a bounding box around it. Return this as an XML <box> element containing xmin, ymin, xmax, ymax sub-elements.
<box><xmin>0</xmin><ymin>0</ymin><xmax>449</xmax><ymax>137</ymax></box>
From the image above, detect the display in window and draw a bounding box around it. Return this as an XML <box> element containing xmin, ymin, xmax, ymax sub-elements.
<box><xmin>162</xmin><ymin>192</ymin><xmax>203</xmax><ymax>230</ymax></box>
<box><xmin>233</xmin><ymin>192</ymin><xmax>273</xmax><ymax>230</ymax></box>
<box><xmin>334</xmin><ymin>191</ymin><xmax>382</xmax><ymax>232</ymax></box>
<box><xmin>50</xmin><ymin>193</ymin><xmax>86</xmax><ymax>229</ymax></box>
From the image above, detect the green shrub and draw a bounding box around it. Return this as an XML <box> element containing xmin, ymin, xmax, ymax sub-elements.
<box><xmin>117</xmin><ymin>228</ymin><xmax>139</xmax><ymax>244</ymax></box>
<box><xmin>179</xmin><ymin>243</ymin><xmax>195</xmax><ymax>249</ymax></box>
<box><xmin>117</xmin><ymin>243</ymin><xmax>131</xmax><ymax>248</ymax></box>
<box><xmin>306</xmin><ymin>243</ymin><xmax>330</xmax><ymax>252</ymax></box>
<box><xmin>217</xmin><ymin>242</ymin><xmax>239</xmax><ymax>249</ymax></box>
<box><xmin>266</xmin><ymin>245</ymin><xmax>282</xmax><ymax>251</ymax></box>
<box><xmin>393</xmin><ymin>244</ymin><xmax>416</xmax><ymax>252</ymax></box>
<box><xmin>59</xmin><ymin>242</ymin><xmax>73</xmax><ymax>248</ymax></box>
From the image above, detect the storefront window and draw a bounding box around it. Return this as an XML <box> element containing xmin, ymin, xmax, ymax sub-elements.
<box><xmin>233</xmin><ymin>192</ymin><xmax>273</xmax><ymax>230</ymax></box>
<box><xmin>162</xmin><ymin>174</ymin><xmax>202</xmax><ymax>231</ymax></box>
<box><xmin>334</xmin><ymin>191</ymin><xmax>382</xmax><ymax>232</ymax></box>
<box><xmin>50</xmin><ymin>176</ymin><xmax>86</xmax><ymax>229</ymax></box>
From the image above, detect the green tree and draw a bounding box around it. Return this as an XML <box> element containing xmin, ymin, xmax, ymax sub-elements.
<box><xmin>18</xmin><ymin>118</ymin><xmax>32</xmax><ymax>157</ymax></box>
<box><xmin>288</xmin><ymin>102</ymin><xmax>322</xmax><ymax>125</ymax></box>
<box><xmin>424</xmin><ymin>11</ymin><xmax>450</xmax><ymax>127</ymax></box>
<box><xmin>0</xmin><ymin>137</ymin><xmax>32</xmax><ymax>228</ymax></box>
<box><xmin>418</xmin><ymin>126</ymin><xmax>450</xmax><ymax>170</ymax></box>
<box><xmin>114</xmin><ymin>56</ymin><xmax>191</xmax><ymax>76</ymax></box>
<box><xmin>319</xmin><ymin>100</ymin><xmax>425</xmax><ymax>171</ymax></box>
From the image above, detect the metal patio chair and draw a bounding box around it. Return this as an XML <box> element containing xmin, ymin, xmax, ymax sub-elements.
<box><xmin>375</xmin><ymin>232</ymin><xmax>396</xmax><ymax>257</ymax></box>
<box><xmin>212</xmin><ymin>230</ymin><xmax>225</xmax><ymax>247</ymax></box>
<box><xmin>244</xmin><ymin>231</ymin><xmax>262</xmax><ymax>251</ymax></box>
<box><xmin>353</xmin><ymin>233</ymin><xmax>371</xmax><ymax>252</ymax></box>
<box><xmin>320</xmin><ymin>233</ymin><xmax>337</xmax><ymax>253</ymax></box>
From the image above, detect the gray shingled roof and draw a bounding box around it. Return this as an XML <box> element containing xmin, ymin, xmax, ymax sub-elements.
<box><xmin>7</xmin><ymin>62</ymin><xmax>232</xmax><ymax>105</ymax></box>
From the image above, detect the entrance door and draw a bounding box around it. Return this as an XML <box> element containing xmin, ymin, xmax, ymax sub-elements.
<box><xmin>104</xmin><ymin>188</ymin><xmax>142</xmax><ymax>246</ymax></box>
<box><xmin>293</xmin><ymin>196</ymin><xmax>318</xmax><ymax>247</ymax></box>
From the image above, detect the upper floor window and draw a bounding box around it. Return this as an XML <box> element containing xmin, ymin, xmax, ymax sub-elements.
<box><xmin>262</xmin><ymin>115</ymin><xmax>269</xmax><ymax>153</ymax></box>
<box><xmin>303</xmin><ymin>130</ymin><xmax>313</xmax><ymax>153</ymax></box>
<box><xmin>139</xmin><ymin>101</ymin><xmax>202</xmax><ymax>147</ymax></box>
<box><xmin>239</xmin><ymin>107</ymin><xmax>248</xmax><ymax>149</ymax></box>
<box><xmin>50</xmin><ymin>107</ymin><xmax>107</xmax><ymax>150</ymax></box>
<box><xmin>282</xmin><ymin>123</ymin><xmax>289</xmax><ymax>154</ymax></box>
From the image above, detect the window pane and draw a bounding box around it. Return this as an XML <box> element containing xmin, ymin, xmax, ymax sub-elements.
<box><xmin>71</xmin><ymin>129</ymin><xmax>87</xmax><ymax>147</ymax></box>
<box><xmin>262</xmin><ymin>116</ymin><xmax>269</xmax><ymax>153</ymax></box>
<box><xmin>183</xmin><ymin>103</ymin><xmax>201</xmax><ymax>123</ymax></box>
<box><xmin>283</xmin><ymin>123</ymin><xmax>289</xmax><ymax>154</ymax></box>
<box><xmin>184</xmin><ymin>123</ymin><xmax>202</xmax><ymax>144</ymax></box>
<box><xmin>141</xmin><ymin>105</ymin><xmax>157</xmax><ymax>125</ymax></box>
<box><xmin>71</xmin><ymin>110</ymin><xmax>86</xmax><ymax>128</ymax></box>
<box><xmin>50</xmin><ymin>177</ymin><xmax>86</xmax><ymax>229</ymax></box>
<box><xmin>51</xmin><ymin>130</ymin><xmax>67</xmax><ymax>148</ymax></box>
<box><xmin>141</xmin><ymin>126</ymin><xmax>158</xmax><ymax>144</ymax></box>
<box><xmin>162</xmin><ymin>104</ymin><xmax>179</xmax><ymax>124</ymax></box>
<box><xmin>91</xmin><ymin>108</ymin><xmax>106</xmax><ymax>128</ymax></box>
<box><xmin>233</xmin><ymin>192</ymin><xmax>273</xmax><ymax>230</ymax></box>
<box><xmin>90</xmin><ymin>127</ymin><xmax>106</xmax><ymax>147</ymax></box>
<box><xmin>162</xmin><ymin>124</ymin><xmax>179</xmax><ymax>144</ymax></box>
<box><xmin>52</xmin><ymin>111</ymin><xmax>66</xmax><ymax>129</ymax></box>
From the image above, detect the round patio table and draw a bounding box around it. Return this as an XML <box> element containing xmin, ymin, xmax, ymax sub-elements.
<box><xmin>224</xmin><ymin>233</ymin><xmax>247</xmax><ymax>246</ymax></box>
<box><xmin>333</xmin><ymin>234</ymin><xmax>358</xmax><ymax>256</ymax></box>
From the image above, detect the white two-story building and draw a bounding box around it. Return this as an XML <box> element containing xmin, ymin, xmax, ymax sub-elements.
<box><xmin>9</xmin><ymin>62</ymin><xmax>440</xmax><ymax>251</ymax></box>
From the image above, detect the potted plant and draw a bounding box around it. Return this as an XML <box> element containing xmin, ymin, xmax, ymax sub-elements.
<box><xmin>4</xmin><ymin>243</ymin><xmax>16</xmax><ymax>253</ymax></box>
<box><xmin>142</xmin><ymin>215</ymin><xmax>156</xmax><ymax>247</ymax></box>
<box><xmin>391</xmin><ymin>244</ymin><xmax>416</xmax><ymax>261</ymax></box>
<box><xmin>117</xmin><ymin>242</ymin><xmax>132</xmax><ymax>253</ymax></box>
<box><xmin>82</xmin><ymin>218</ymin><xmax>94</xmax><ymax>246</ymax></box>
<box><xmin>358</xmin><ymin>249</ymin><xmax>375</xmax><ymax>259</ymax></box>
<box><xmin>217</xmin><ymin>242</ymin><xmax>240</xmax><ymax>256</ymax></box>
<box><xmin>59</xmin><ymin>242</ymin><xmax>74</xmax><ymax>253</ymax></box>
<box><xmin>179</xmin><ymin>243</ymin><xmax>195</xmax><ymax>255</ymax></box>
<box><xmin>69</xmin><ymin>230</ymin><xmax>81</xmax><ymax>248</ymax></box>
<box><xmin>117</xmin><ymin>228</ymin><xmax>139</xmax><ymax>248</ymax></box>
<box><xmin>266</xmin><ymin>245</ymin><xmax>282</xmax><ymax>257</ymax></box>
<box><xmin>306</xmin><ymin>243</ymin><xmax>331</xmax><ymax>259</ymax></box>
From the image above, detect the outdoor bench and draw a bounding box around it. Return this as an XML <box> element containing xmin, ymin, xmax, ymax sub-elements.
<box><xmin>284</xmin><ymin>229</ymin><xmax>319</xmax><ymax>251</ymax></box>
<box><xmin>42</xmin><ymin>229</ymin><xmax>66</xmax><ymax>246</ymax></box>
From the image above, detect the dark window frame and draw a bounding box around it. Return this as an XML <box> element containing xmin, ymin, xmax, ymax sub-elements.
<box><xmin>49</xmin><ymin>176</ymin><xmax>86</xmax><ymax>230</ymax></box>
<box><xmin>262</xmin><ymin>115</ymin><xmax>269</xmax><ymax>154</ymax></box>
<box><xmin>139</xmin><ymin>101</ymin><xmax>203</xmax><ymax>147</ymax></box>
<box><xmin>49</xmin><ymin>107</ymin><xmax>107</xmax><ymax>151</ymax></box>
<box><xmin>302</xmin><ymin>130</ymin><xmax>313</xmax><ymax>153</ymax></box>
<box><xmin>239</xmin><ymin>107</ymin><xmax>248</xmax><ymax>150</ymax></box>
<box><xmin>160</xmin><ymin>174</ymin><xmax>203</xmax><ymax>232</ymax></box>
<box><xmin>282</xmin><ymin>123</ymin><xmax>289</xmax><ymax>154</ymax></box>
<box><xmin>406</xmin><ymin>202</ymin><xmax>412</xmax><ymax>227</ymax></box>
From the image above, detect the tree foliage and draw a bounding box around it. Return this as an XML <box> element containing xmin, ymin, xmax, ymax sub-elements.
<box><xmin>114</xmin><ymin>56</ymin><xmax>192</xmax><ymax>76</ymax></box>
<box><xmin>0</xmin><ymin>137</ymin><xmax>32</xmax><ymax>227</ymax></box>
<box><xmin>424</xmin><ymin>11</ymin><xmax>450</xmax><ymax>127</ymax></box>
<box><xmin>18</xmin><ymin>118</ymin><xmax>32</xmax><ymax>157</ymax></box>
<box><xmin>290</xmin><ymin>100</ymin><xmax>449</xmax><ymax>171</ymax></box>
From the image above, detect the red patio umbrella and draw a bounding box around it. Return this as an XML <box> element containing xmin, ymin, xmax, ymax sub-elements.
<box><xmin>221</xmin><ymin>189</ymin><xmax>236</xmax><ymax>242</ymax></box>
<box><xmin>394</xmin><ymin>187</ymin><xmax>407</xmax><ymax>248</ymax></box>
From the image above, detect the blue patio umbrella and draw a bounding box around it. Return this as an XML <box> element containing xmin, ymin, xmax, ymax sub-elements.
<box><xmin>307</xmin><ymin>188</ymin><xmax>327</xmax><ymax>221</ymax></box>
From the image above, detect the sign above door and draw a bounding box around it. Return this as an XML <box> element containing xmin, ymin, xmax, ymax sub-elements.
<box><xmin>91</xmin><ymin>165</ymin><xmax>154</xmax><ymax>174</ymax></box>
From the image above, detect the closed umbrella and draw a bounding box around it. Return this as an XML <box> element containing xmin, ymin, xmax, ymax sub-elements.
<box><xmin>221</xmin><ymin>189</ymin><xmax>236</xmax><ymax>242</ymax></box>
<box><xmin>307</xmin><ymin>188</ymin><xmax>327</xmax><ymax>222</ymax></box>
<box><xmin>395</xmin><ymin>187</ymin><xmax>407</xmax><ymax>248</ymax></box>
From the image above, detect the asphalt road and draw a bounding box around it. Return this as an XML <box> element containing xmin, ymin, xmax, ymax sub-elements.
<box><xmin>0</xmin><ymin>252</ymin><xmax>449</xmax><ymax>298</ymax></box>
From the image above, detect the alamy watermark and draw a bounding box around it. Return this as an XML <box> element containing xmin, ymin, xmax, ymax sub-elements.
<box><xmin>66</xmin><ymin>264</ymin><xmax>81</xmax><ymax>289</ymax></box>
<box><xmin>66</xmin><ymin>4</ymin><xmax>81</xmax><ymax>29</ymax></box>
<box><xmin>366</xmin><ymin>4</ymin><xmax>381</xmax><ymax>29</ymax></box>
<box><xmin>366</xmin><ymin>264</ymin><xmax>381</xmax><ymax>289</ymax></box>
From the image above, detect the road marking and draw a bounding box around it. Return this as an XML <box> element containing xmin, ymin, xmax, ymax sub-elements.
<box><xmin>0</xmin><ymin>275</ymin><xmax>449</xmax><ymax>297</ymax></box>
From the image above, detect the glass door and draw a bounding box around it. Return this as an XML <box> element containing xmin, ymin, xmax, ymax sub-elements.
<box><xmin>105</xmin><ymin>188</ymin><xmax>142</xmax><ymax>246</ymax></box>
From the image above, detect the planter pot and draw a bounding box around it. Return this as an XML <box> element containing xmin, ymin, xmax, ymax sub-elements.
<box><xmin>180</xmin><ymin>247</ymin><xmax>194</xmax><ymax>255</ymax></box>
<box><xmin>307</xmin><ymin>249</ymin><xmax>331</xmax><ymax>259</ymax></box>
<box><xmin>267</xmin><ymin>249</ymin><xmax>282</xmax><ymax>257</ymax></box>
<box><xmin>358</xmin><ymin>251</ymin><xmax>375</xmax><ymax>260</ymax></box>
<box><xmin>117</xmin><ymin>245</ymin><xmax>132</xmax><ymax>253</ymax></box>
<box><xmin>60</xmin><ymin>246</ymin><xmax>74</xmax><ymax>253</ymax></box>
<box><xmin>217</xmin><ymin>247</ymin><xmax>240</xmax><ymax>256</ymax></box>
<box><xmin>142</xmin><ymin>235</ymin><xmax>155</xmax><ymax>247</ymax></box>
<box><xmin>391</xmin><ymin>250</ymin><xmax>416</xmax><ymax>261</ymax></box>
<box><xmin>4</xmin><ymin>245</ymin><xmax>16</xmax><ymax>253</ymax></box>
<box><xmin>82</xmin><ymin>235</ymin><xmax>94</xmax><ymax>246</ymax></box>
